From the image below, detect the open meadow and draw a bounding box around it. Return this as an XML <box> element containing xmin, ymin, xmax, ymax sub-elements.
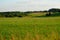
<box><xmin>0</xmin><ymin>12</ymin><xmax>60</xmax><ymax>40</ymax></box>
<box><xmin>0</xmin><ymin>0</ymin><xmax>60</xmax><ymax>40</ymax></box>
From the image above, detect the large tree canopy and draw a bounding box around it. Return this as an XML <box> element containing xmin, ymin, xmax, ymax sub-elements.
<box><xmin>48</xmin><ymin>8</ymin><xmax>60</xmax><ymax>12</ymax></box>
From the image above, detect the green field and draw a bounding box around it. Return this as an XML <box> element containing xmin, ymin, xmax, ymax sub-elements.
<box><xmin>0</xmin><ymin>16</ymin><xmax>60</xmax><ymax>40</ymax></box>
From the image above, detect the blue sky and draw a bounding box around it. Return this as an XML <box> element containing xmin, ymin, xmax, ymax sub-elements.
<box><xmin>0</xmin><ymin>0</ymin><xmax>60</xmax><ymax>12</ymax></box>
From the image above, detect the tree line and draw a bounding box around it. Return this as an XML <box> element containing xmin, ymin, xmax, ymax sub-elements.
<box><xmin>0</xmin><ymin>11</ymin><xmax>31</xmax><ymax>17</ymax></box>
<box><xmin>46</xmin><ymin>8</ymin><xmax>60</xmax><ymax>16</ymax></box>
<box><xmin>0</xmin><ymin>8</ymin><xmax>60</xmax><ymax>17</ymax></box>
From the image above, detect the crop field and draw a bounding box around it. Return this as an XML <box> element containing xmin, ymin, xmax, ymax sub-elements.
<box><xmin>0</xmin><ymin>16</ymin><xmax>60</xmax><ymax>40</ymax></box>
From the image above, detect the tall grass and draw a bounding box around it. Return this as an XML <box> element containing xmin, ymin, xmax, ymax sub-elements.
<box><xmin>0</xmin><ymin>17</ymin><xmax>60</xmax><ymax>40</ymax></box>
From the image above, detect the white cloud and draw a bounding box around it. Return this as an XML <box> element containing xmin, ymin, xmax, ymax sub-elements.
<box><xmin>0</xmin><ymin>0</ymin><xmax>60</xmax><ymax>12</ymax></box>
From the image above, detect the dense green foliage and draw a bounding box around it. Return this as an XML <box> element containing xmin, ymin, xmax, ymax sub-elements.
<box><xmin>0</xmin><ymin>11</ymin><xmax>30</xmax><ymax>17</ymax></box>
<box><xmin>46</xmin><ymin>8</ymin><xmax>60</xmax><ymax>16</ymax></box>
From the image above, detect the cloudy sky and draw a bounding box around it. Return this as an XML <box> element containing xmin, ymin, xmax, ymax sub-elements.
<box><xmin>0</xmin><ymin>0</ymin><xmax>60</xmax><ymax>12</ymax></box>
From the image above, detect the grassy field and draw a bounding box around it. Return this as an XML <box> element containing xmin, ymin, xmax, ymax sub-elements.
<box><xmin>0</xmin><ymin>16</ymin><xmax>60</xmax><ymax>40</ymax></box>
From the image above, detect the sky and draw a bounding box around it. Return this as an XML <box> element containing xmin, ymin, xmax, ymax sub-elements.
<box><xmin>0</xmin><ymin>0</ymin><xmax>60</xmax><ymax>12</ymax></box>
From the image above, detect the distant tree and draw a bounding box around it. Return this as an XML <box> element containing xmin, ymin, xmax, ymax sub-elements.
<box><xmin>49</xmin><ymin>8</ymin><xmax>60</xmax><ymax>12</ymax></box>
<box><xmin>46</xmin><ymin>8</ymin><xmax>60</xmax><ymax>16</ymax></box>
